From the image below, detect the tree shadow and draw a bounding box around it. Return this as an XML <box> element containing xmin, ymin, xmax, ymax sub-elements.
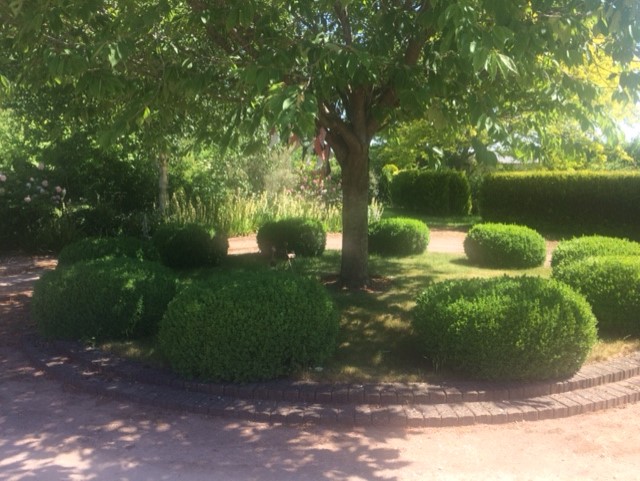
<box><xmin>0</xmin><ymin>354</ymin><xmax>412</xmax><ymax>480</ymax></box>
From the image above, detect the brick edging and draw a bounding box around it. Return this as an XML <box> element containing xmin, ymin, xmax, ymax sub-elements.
<box><xmin>21</xmin><ymin>334</ymin><xmax>640</xmax><ymax>408</ymax></box>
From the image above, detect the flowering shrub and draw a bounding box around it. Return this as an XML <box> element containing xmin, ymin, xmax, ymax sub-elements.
<box><xmin>293</xmin><ymin>167</ymin><xmax>342</xmax><ymax>206</ymax></box>
<box><xmin>0</xmin><ymin>162</ymin><xmax>69</xmax><ymax>251</ymax></box>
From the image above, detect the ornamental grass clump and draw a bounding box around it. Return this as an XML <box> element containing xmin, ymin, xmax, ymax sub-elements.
<box><xmin>57</xmin><ymin>236</ymin><xmax>159</xmax><ymax>266</ymax></box>
<box><xmin>32</xmin><ymin>257</ymin><xmax>177</xmax><ymax>341</ymax></box>
<box><xmin>158</xmin><ymin>270</ymin><xmax>339</xmax><ymax>382</ymax></box>
<box><xmin>368</xmin><ymin>217</ymin><xmax>430</xmax><ymax>257</ymax></box>
<box><xmin>553</xmin><ymin>255</ymin><xmax>640</xmax><ymax>336</ymax></box>
<box><xmin>257</xmin><ymin>217</ymin><xmax>326</xmax><ymax>257</ymax></box>
<box><xmin>412</xmin><ymin>276</ymin><xmax>597</xmax><ymax>381</ymax></box>
<box><xmin>463</xmin><ymin>223</ymin><xmax>546</xmax><ymax>268</ymax></box>
<box><xmin>550</xmin><ymin>235</ymin><xmax>640</xmax><ymax>268</ymax></box>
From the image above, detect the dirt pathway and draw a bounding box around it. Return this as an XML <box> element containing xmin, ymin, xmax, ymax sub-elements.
<box><xmin>1</xmin><ymin>237</ymin><xmax>639</xmax><ymax>480</ymax></box>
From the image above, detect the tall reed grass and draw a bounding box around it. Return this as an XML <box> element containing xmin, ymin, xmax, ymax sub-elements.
<box><xmin>167</xmin><ymin>190</ymin><xmax>343</xmax><ymax>236</ymax></box>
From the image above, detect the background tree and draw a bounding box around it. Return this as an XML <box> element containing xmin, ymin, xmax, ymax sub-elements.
<box><xmin>2</xmin><ymin>0</ymin><xmax>639</xmax><ymax>287</ymax></box>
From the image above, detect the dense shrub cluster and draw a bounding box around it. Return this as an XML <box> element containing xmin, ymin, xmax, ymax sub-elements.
<box><xmin>479</xmin><ymin>172</ymin><xmax>640</xmax><ymax>238</ymax></box>
<box><xmin>153</xmin><ymin>223</ymin><xmax>228</xmax><ymax>269</ymax></box>
<box><xmin>257</xmin><ymin>217</ymin><xmax>326</xmax><ymax>257</ymax></box>
<box><xmin>389</xmin><ymin>169</ymin><xmax>472</xmax><ymax>216</ymax></box>
<box><xmin>413</xmin><ymin>276</ymin><xmax>597</xmax><ymax>381</ymax></box>
<box><xmin>32</xmin><ymin>258</ymin><xmax>177</xmax><ymax>341</ymax></box>
<box><xmin>368</xmin><ymin>218</ymin><xmax>429</xmax><ymax>257</ymax></box>
<box><xmin>550</xmin><ymin>235</ymin><xmax>640</xmax><ymax>268</ymax></box>
<box><xmin>158</xmin><ymin>270</ymin><xmax>339</xmax><ymax>382</ymax></box>
<box><xmin>463</xmin><ymin>223</ymin><xmax>546</xmax><ymax>268</ymax></box>
<box><xmin>57</xmin><ymin>236</ymin><xmax>159</xmax><ymax>266</ymax></box>
<box><xmin>553</xmin><ymin>256</ymin><xmax>640</xmax><ymax>335</ymax></box>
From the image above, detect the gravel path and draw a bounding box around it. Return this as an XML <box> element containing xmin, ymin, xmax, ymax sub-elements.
<box><xmin>2</xmin><ymin>235</ymin><xmax>639</xmax><ymax>480</ymax></box>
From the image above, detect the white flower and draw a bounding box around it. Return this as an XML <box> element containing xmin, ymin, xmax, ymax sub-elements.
<box><xmin>41</xmin><ymin>180</ymin><xmax>49</xmax><ymax>187</ymax></box>
<box><xmin>37</xmin><ymin>162</ymin><xmax>45</xmax><ymax>170</ymax></box>
<box><xmin>55</xmin><ymin>186</ymin><xmax>62</xmax><ymax>193</ymax></box>
<box><xmin>29</xmin><ymin>177</ymin><xmax>34</xmax><ymax>182</ymax></box>
<box><xmin>26</xmin><ymin>182</ymin><xmax>31</xmax><ymax>188</ymax></box>
<box><xmin>0</xmin><ymin>174</ymin><xmax>6</xmax><ymax>182</ymax></box>
<box><xmin>24</xmin><ymin>196</ymin><xmax>31</xmax><ymax>203</ymax></box>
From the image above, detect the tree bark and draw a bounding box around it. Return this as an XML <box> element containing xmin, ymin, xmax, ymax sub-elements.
<box><xmin>337</xmin><ymin>147</ymin><xmax>370</xmax><ymax>288</ymax></box>
<box><xmin>158</xmin><ymin>152</ymin><xmax>169</xmax><ymax>217</ymax></box>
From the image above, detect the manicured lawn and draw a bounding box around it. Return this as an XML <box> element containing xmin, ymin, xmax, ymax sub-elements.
<box><xmin>101</xmin><ymin>249</ymin><xmax>562</xmax><ymax>383</ymax></box>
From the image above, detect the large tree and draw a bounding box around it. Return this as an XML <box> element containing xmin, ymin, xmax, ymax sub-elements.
<box><xmin>2</xmin><ymin>0</ymin><xmax>639</xmax><ymax>287</ymax></box>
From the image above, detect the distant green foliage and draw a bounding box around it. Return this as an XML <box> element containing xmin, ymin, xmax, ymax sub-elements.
<box><xmin>551</xmin><ymin>235</ymin><xmax>640</xmax><ymax>268</ymax></box>
<box><xmin>57</xmin><ymin>236</ymin><xmax>159</xmax><ymax>266</ymax></box>
<box><xmin>368</xmin><ymin>217</ymin><xmax>429</xmax><ymax>257</ymax></box>
<box><xmin>33</xmin><ymin>258</ymin><xmax>177</xmax><ymax>341</ymax></box>
<box><xmin>158</xmin><ymin>270</ymin><xmax>339</xmax><ymax>382</ymax></box>
<box><xmin>153</xmin><ymin>223</ymin><xmax>228</xmax><ymax>269</ymax></box>
<box><xmin>413</xmin><ymin>276</ymin><xmax>597</xmax><ymax>381</ymax></box>
<box><xmin>389</xmin><ymin>169</ymin><xmax>472</xmax><ymax>216</ymax></box>
<box><xmin>257</xmin><ymin>217</ymin><xmax>326</xmax><ymax>257</ymax></box>
<box><xmin>464</xmin><ymin>223</ymin><xmax>546</xmax><ymax>268</ymax></box>
<box><xmin>479</xmin><ymin>172</ymin><xmax>640</xmax><ymax>238</ymax></box>
<box><xmin>553</xmin><ymin>256</ymin><xmax>640</xmax><ymax>336</ymax></box>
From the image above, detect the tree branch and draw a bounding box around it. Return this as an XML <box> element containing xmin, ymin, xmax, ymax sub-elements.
<box><xmin>333</xmin><ymin>2</ymin><xmax>353</xmax><ymax>45</ymax></box>
<box><xmin>366</xmin><ymin>0</ymin><xmax>432</xmax><ymax>137</ymax></box>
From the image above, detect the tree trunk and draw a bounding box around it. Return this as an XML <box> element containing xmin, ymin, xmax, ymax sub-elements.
<box><xmin>158</xmin><ymin>152</ymin><xmax>169</xmax><ymax>217</ymax></box>
<box><xmin>339</xmin><ymin>149</ymin><xmax>370</xmax><ymax>288</ymax></box>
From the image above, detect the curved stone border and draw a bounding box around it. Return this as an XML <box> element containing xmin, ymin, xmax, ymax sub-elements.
<box><xmin>20</xmin><ymin>334</ymin><xmax>640</xmax><ymax>428</ymax></box>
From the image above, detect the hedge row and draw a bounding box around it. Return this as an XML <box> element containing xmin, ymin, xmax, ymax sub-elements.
<box><xmin>464</xmin><ymin>223</ymin><xmax>546</xmax><ymax>268</ymax></box>
<box><xmin>479</xmin><ymin>172</ymin><xmax>640</xmax><ymax>238</ymax></box>
<box><xmin>413</xmin><ymin>276</ymin><xmax>597</xmax><ymax>381</ymax></box>
<box><xmin>158</xmin><ymin>271</ymin><xmax>339</xmax><ymax>382</ymax></box>
<box><xmin>389</xmin><ymin>170</ymin><xmax>472</xmax><ymax>216</ymax></box>
<box><xmin>368</xmin><ymin>218</ymin><xmax>429</xmax><ymax>257</ymax></box>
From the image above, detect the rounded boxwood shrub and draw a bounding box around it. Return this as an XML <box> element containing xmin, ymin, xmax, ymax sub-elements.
<box><xmin>57</xmin><ymin>236</ymin><xmax>160</xmax><ymax>266</ymax></box>
<box><xmin>32</xmin><ymin>257</ymin><xmax>177</xmax><ymax>341</ymax></box>
<box><xmin>158</xmin><ymin>270</ymin><xmax>339</xmax><ymax>382</ymax></box>
<box><xmin>553</xmin><ymin>255</ymin><xmax>640</xmax><ymax>335</ymax></box>
<box><xmin>413</xmin><ymin>276</ymin><xmax>597</xmax><ymax>381</ymax></box>
<box><xmin>368</xmin><ymin>218</ymin><xmax>430</xmax><ymax>257</ymax></box>
<box><xmin>153</xmin><ymin>222</ymin><xmax>228</xmax><ymax>269</ymax></box>
<box><xmin>550</xmin><ymin>235</ymin><xmax>640</xmax><ymax>268</ymax></box>
<box><xmin>463</xmin><ymin>223</ymin><xmax>546</xmax><ymax>268</ymax></box>
<box><xmin>257</xmin><ymin>217</ymin><xmax>326</xmax><ymax>257</ymax></box>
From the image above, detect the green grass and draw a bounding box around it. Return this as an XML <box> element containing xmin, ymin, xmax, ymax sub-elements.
<box><xmin>98</xmin><ymin>248</ymin><xmax>638</xmax><ymax>384</ymax></box>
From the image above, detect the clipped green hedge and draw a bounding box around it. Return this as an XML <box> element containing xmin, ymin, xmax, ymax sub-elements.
<box><xmin>32</xmin><ymin>258</ymin><xmax>177</xmax><ymax>341</ymax></box>
<box><xmin>463</xmin><ymin>223</ymin><xmax>546</xmax><ymax>268</ymax></box>
<box><xmin>257</xmin><ymin>217</ymin><xmax>326</xmax><ymax>257</ymax></box>
<box><xmin>413</xmin><ymin>276</ymin><xmax>597</xmax><ymax>381</ymax></box>
<box><xmin>158</xmin><ymin>270</ymin><xmax>339</xmax><ymax>382</ymax></box>
<box><xmin>368</xmin><ymin>218</ymin><xmax>430</xmax><ymax>257</ymax></box>
<box><xmin>57</xmin><ymin>236</ymin><xmax>159</xmax><ymax>266</ymax></box>
<box><xmin>479</xmin><ymin>172</ymin><xmax>640</xmax><ymax>238</ymax></box>
<box><xmin>389</xmin><ymin>169</ymin><xmax>472</xmax><ymax>216</ymax></box>
<box><xmin>550</xmin><ymin>235</ymin><xmax>640</xmax><ymax>268</ymax></box>
<box><xmin>553</xmin><ymin>256</ymin><xmax>640</xmax><ymax>335</ymax></box>
<box><xmin>153</xmin><ymin>223</ymin><xmax>228</xmax><ymax>269</ymax></box>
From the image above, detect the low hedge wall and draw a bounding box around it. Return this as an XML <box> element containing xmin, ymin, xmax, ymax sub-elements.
<box><xmin>553</xmin><ymin>255</ymin><xmax>640</xmax><ymax>336</ymax></box>
<box><xmin>257</xmin><ymin>217</ymin><xmax>326</xmax><ymax>257</ymax></box>
<box><xmin>158</xmin><ymin>270</ymin><xmax>339</xmax><ymax>382</ymax></box>
<box><xmin>463</xmin><ymin>223</ymin><xmax>547</xmax><ymax>268</ymax></box>
<box><xmin>57</xmin><ymin>236</ymin><xmax>159</xmax><ymax>266</ymax></box>
<box><xmin>389</xmin><ymin>169</ymin><xmax>472</xmax><ymax>216</ymax></box>
<box><xmin>550</xmin><ymin>235</ymin><xmax>640</xmax><ymax>268</ymax></box>
<box><xmin>413</xmin><ymin>276</ymin><xmax>597</xmax><ymax>381</ymax></box>
<box><xmin>33</xmin><ymin>258</ymin><xmax>177</xmax><ymax>341</ymax></box>
<box><xmin>479</xmin><ymin>172</ymin><xmax>640</xmax><ymax>238</ymax></box>
<box><xmin>368</xmin><ymin>218</ymin><xmax>430</xmax><ymax>257</ymax></box>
